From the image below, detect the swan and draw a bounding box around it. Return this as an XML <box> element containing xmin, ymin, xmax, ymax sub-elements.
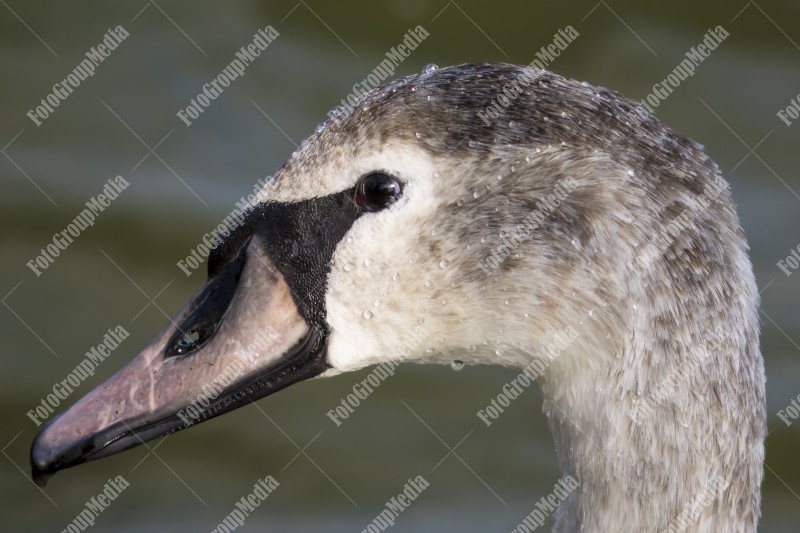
<box><xmin>30</xmin><ymin>63</ymin><xmax>766</xmax><ymax>531</ymax></box>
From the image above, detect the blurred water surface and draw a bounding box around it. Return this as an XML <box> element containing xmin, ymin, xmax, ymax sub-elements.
<box><xmin>2</xmin><ymin>1</ymin><xmax>799</xmax><ymax>531</ymax></box>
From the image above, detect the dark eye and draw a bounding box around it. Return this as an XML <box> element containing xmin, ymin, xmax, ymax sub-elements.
<box><xmin>355</xmin><ymin>173</ymin><xmax>403</xmax><ymax>211</ymax></box>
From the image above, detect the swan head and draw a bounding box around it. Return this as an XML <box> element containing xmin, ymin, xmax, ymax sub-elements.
<box><xmin>30</xmin><ymin>63</ymin><xmax>764</xmax><ymax>529</ymax></box>
<box><xmin>269</xmin><ymin>63</ymin><xmax>655</xmax><ymax>376</ymax></box>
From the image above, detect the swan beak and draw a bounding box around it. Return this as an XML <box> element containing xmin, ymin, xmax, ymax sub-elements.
<box><xmin>30</xmin><ymin>237</ymin><xmax>328</xmax><ymax>486</ymax></box>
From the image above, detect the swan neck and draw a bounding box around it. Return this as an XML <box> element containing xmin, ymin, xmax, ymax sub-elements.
<box><xmin>534</xmin><ymin>318</ymin><xmax>764</xmax><ymax>531</ymax></box>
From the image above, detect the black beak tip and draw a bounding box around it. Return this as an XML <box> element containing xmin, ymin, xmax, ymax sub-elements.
<box><xmin>30</xmin><ymin>439</ymin><xmax>56</xmax><ymax>487</ymax></box>
<box><xmin>30</xmin><ymin>416</ymin><xmax>71</xmax><ymax>487</ymax></box>
<box><xmin>32</xmin><ymin>466</ymin><xmax>54</xmax><ymax>488</ymax></box>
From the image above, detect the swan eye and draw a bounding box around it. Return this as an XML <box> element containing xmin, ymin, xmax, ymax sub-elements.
<box><xmin>355</xmin><ymin>173</ymin><xmax>402</xmax><ymax>211</ymax></box>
